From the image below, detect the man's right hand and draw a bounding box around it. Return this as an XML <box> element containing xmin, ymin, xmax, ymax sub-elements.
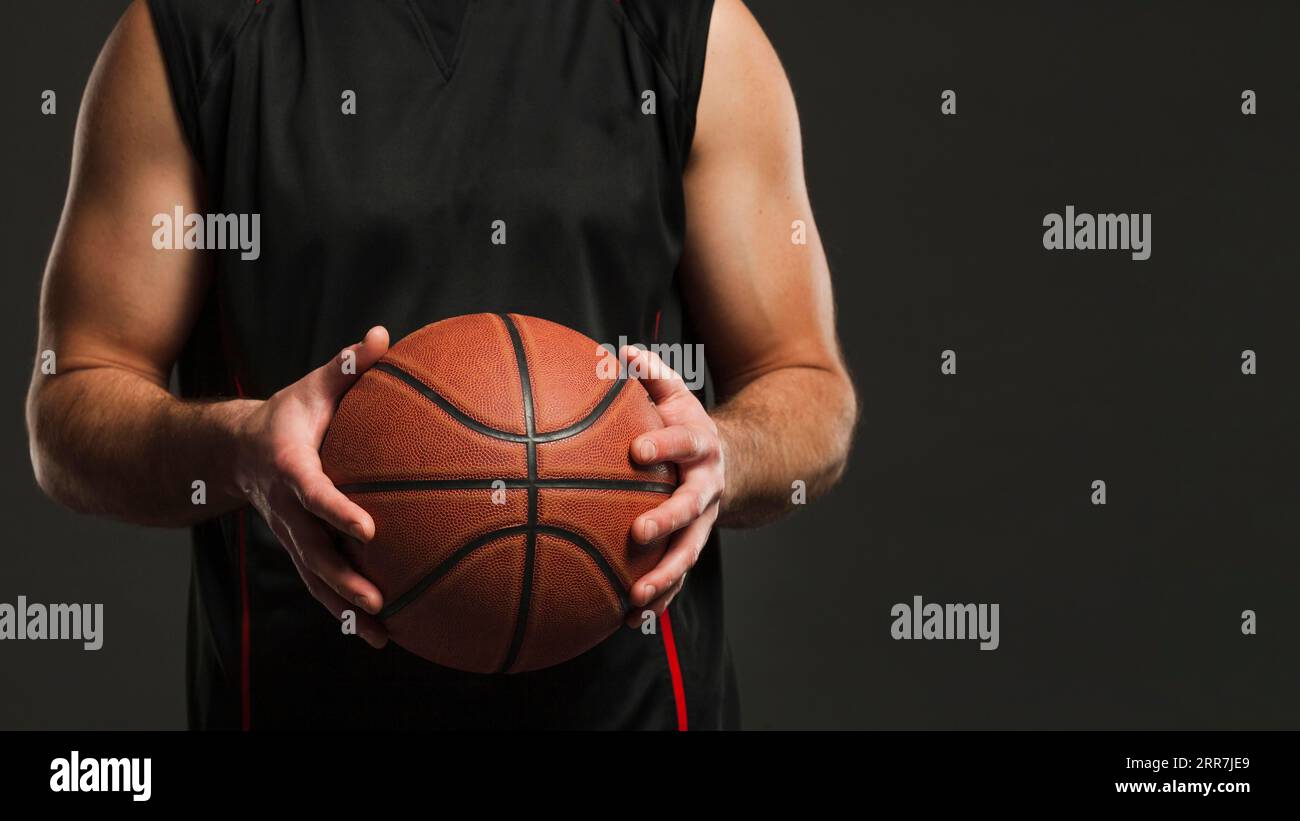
<box><xmin>230</xmin><ymin>326</ymin><xmax>392</xmax><ymax>649</ymax></box>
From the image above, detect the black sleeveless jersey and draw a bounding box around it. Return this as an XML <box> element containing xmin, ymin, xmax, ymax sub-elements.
<box><xmin>147</xmin><ymin>0</ymin><xmax>737</xmax><ymax>730</ymax></box>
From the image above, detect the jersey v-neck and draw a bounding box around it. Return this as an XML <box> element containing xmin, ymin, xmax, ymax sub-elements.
<box><xmin>409</xmin><ymin>0</ymin><xmax>475</xmax><ymax>79</ymax></box>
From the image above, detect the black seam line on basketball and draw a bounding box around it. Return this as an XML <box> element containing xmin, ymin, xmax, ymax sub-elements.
<box><xmin>373</xmin><ymin>315</ymin><xmax>645</xmax><ymax>673</ymax></box>
<box><xmin>502</xmin><ymin>528</ymin><xmax>536</xmax><ymax>674</ymax></box>
<box><xmin>535</xmin><ymin>376</ymin><xmax>627</xmax><ymax>442</ymax></box>
<box><xmin>377</xmin><ymin>525</ymin><xmax>632</xmax><ymax>627</ymax></box>
<box><xmin>369</xmin><ymin>361</ymin><xmax>629</xmax><ymax>444</ymax></box>
<box><xmin>499</xmin><ymin>313</ymin><xmax>537</xmax><ymax>442</ymax></box>
<box><xmin>534</xmin><ymin>526</ymin><xmax>631</xmax><ymax>614</ymax></box>
<box><xmin>336</xmin><ymin>478</ymin><xmax>676</xmax><ymax>494</ymax></box>
<box><xmin>376</xmin><ymin>525</ymin><xmax>531</xmax><ymax>620</ymax></box>
<box><xmin>371</xmin><ymin>362</ymin><xmax>529</xmax><ymax>442</ymax></box>
<box><xmin>499</xmin><ymin>313</ymin><xmax>536</xmax><ymax>674</ymax></box>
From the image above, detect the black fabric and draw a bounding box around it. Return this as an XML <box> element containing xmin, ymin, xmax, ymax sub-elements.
<box><xmin>147</xmin><ymin>0</ymin><xmax>735</xmax><ymax>730</ymax></box>
<box><xmin>413</xmin><ymin>0</ymin><xmax>471</xmax><ymax>72</ymax></box>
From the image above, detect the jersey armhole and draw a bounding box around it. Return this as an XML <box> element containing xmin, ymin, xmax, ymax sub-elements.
<box><xmin>145</xmin><ymin>0</ymin><xmax>258</xmax><ymax>157</ymax></box>
<box><xmin>616</xmin><ymin>0</ymin><xmax>716</xmax><ymax>165</ymax></box>
<box><xmin>679</xmin><ymin>0</ymin><xmax>715</xmax><ymax>164</ymax></box>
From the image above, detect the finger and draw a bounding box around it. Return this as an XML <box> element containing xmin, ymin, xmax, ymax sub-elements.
<box><xmin>266</xmin><ymin>514</ymin><xmax>387</xmax><ymax>647</ymax></box>
<box><xmin>631</xmin><ymin>423</ymin><xmax>715</xmax><ymax>466</ymax></box>
<box><xmin>278</xmin><ymin>537</ymin><xmax>388</xmax><ymax>649</ymax></box>
<box><xmin>630</xmin><ymin>504</ymin><xmax>717</xmax><ymax>607</ymax></box>
<box><xmin>619</xmin><ymin>344</ymin><xmax>691</xmax><ymax>405</ymax></box>
<box><xmin>632</xmin><ymin>476</ymin><xmax>718</xmax><ymax>544</ymax></box>
<box><xmin>283</xmin><ymin>450</ymin><xmax>376</xmax><ymax>542</ymax></box>
<box><xmin>625</xmin><ymin>576</ymin><xmax>686</xmax><ymax>628</ymax></box>
<box><xmin>278</xmin><ymin>501</ymin><xmax>384</xmax><ymax>616</ymax></box>
<box><xmin>307</xmin><ymin>325</ymin><xmax>391</xmax><ymax>402</ymax></box>
<box><xmin>648</xmin><ymin>576</ymin><xmax>687</xmax><ymax>614</ymax></box>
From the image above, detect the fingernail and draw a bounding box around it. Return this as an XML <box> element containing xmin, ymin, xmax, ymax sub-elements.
<box><xmin>642</xmin><ymin>520</ymin><xmax>659</xmax><ymax>541</ymax></box>
<box><xmin>639</xmin><ymin>439</ymin><xmax>656</xmax><ymax>461</ymax></box>
<box><xmin>643</xmin><ymin>584</ymin><xmax>656</xmax><ymax>603</ymax></box>
<box><xmin>350</xmin><ymin>522</ymin><xmax>369</xmax><ymax>541</ymax></box>
<box><xmin>354</xmin><ymin>594</ymin><xmax>374</xmax><ymax>613</ymax></box>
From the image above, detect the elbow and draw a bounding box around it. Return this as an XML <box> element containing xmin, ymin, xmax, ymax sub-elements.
<box><xmin>27</xmin><ymin>388</ymin><xmax>62</xmax><ymax>503</ymax></box>
<box><xmin>26</xmin><ymin>381</ymin><xmax>85</xmax><ymax>513</ymax></box>
<box><xmin>820</xmin><ymin>368</ymin><xmax>858</xmax><ymax>491</ymax></box>
<box><xmin>29</xmin><ymin>444</ymin><xmax>75</xmax><ymax>512</ymax></box>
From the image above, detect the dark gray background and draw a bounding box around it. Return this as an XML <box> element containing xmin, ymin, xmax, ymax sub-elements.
<box><xmin>3</xmin><ymin>0</ymin><xmax>1298</xmax><ymax>729</ymax></box>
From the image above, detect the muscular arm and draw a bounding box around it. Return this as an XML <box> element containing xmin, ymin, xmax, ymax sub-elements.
<box><xmin>621</xmin><ymin>0</ymin><xmax>854</xmax><ymax>611</ymax></box>
<box><xmin>683</xmin><ymin>0</ymin><xmax>857</xmax><ymax>527</ymax></box>
<box><xmin>26</xmin><ymin>0</ymin><xmax>248</xmax><ymax>525</ymax></box>
<box><xmin>27</xmin><ymin>1</ymin><xmax>387</xmax><ymax>644</ymax></box>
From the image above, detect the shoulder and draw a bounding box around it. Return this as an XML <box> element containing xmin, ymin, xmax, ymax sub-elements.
<box><xmin>689</xmin><ymin>0</ymin><xmax>796</xmax><ymax>162</ymax></box>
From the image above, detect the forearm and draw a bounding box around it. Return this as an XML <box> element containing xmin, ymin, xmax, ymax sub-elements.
<box><xmin>713</xmin><ymin>365</ymin><xmax>857</xmax><ymax>528</ymax></box>
<box><xmin>27</xmin><ymin>367</ymin><xmax>256</xmax><ymax>526</ymax></box>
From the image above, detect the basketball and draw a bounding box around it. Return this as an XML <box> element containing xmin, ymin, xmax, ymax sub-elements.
<box><xmin>320</xmin><ymin>313</ymin><xmax>675</xmax><ymax>673</ymax></box>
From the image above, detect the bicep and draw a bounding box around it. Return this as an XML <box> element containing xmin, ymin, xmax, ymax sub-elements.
<box><xmin>38</xmin><ymin>0</ymin><xmax>209</xmax><ymax>388</ymax></box>
<box><xmin>678</xmin><ymin>0</ymin><xmax>843</xmax><ymax>399</ymax></box>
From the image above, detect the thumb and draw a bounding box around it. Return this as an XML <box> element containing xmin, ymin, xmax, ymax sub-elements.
<box><xmin>306</xmin><ymin>326</ymin><xmax>391</xmax><ymax>402</ymax></box>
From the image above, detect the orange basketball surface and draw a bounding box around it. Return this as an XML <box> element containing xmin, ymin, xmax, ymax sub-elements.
<box><xmin>320</xmin><ymin>313</ymin><xmax>675</xmax><ymax>673</ymax></box>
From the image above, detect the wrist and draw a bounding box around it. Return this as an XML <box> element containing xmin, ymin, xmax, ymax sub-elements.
<box><xmin>713</xmin><ymin>416</ymin><xmax>742</xmax><ymax>517</ymax></box>
<box><xmin>214</xmin><ymin>398</ymin><xmax>263</xmax><ymax>506</ymax></box>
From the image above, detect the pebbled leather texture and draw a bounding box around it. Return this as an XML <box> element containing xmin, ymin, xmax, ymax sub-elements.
<box><xmin>320</xmin><ymin>313</ymin><xmax>677</xmax><ymax>673</ymax></box>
